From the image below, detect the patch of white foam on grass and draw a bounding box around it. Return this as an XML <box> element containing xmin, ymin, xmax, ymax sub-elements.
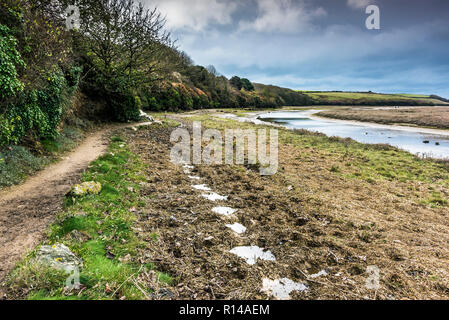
<box><xmin>309</xmin><ymin>270</ymin><xmax>328</xmax><ymax>279</ymax></box>
<box><xmin>262</xmin><ymin>278</ymin><xmax>308</xmax><ymax>300</ymax></box>
<box><xmin>229</xmin><ymin>246</ymin><xmax>275</xmax><ymax>265</ymax></box>
<box><xmin>192</xmin><ymin>184</ymin><xmax>212</xmax><ymax>191</ymax></box>
<box><xmin>226</xmin><ymin>223</ymin><xmax>247</xmax><ymax>234</ymax></box>
<box><xmin>212</xmin><ymin>207</ymin><xmax>236</xmax><ymax>216</ymax></box>
<box><xmin>202</xmin><ymin>193</ymin><xmax>228</xmax><ymax>201</ymax></box>
<box><xmin>182</xmin><ymin>164</ymin><xmax>194</xmax><ymax>174</ymax></box>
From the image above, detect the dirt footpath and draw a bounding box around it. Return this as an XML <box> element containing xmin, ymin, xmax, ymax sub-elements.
<box><xmin>0</xmin><ymin>128</ymin><xmax>113</xmax><ymax>294</ymax></box>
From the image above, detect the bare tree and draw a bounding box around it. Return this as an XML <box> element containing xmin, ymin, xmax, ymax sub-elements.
<box><xmin>206</xmin><ymin>65</ymin><xmax>220</xmax><ymax>77</ymax></box>
<box><xmin>76</xmin><ymin>0</ymin><xmax>173</xmax><ymax>89</ymax></box>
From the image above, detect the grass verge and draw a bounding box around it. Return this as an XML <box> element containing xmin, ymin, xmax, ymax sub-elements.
<box><xmin>299</xmin><ymin>91</ymin><xmax>448</xmax><ymax>106</ymax></box>
<box><xmin>0</xmin><ymin>125</ymin><xmax>85</xmax><ymax>188</ymax></box>
<box><xmin>5</xmin><ymin>133</ymin><xmax>172</xmax><ymax>300</ymax></box>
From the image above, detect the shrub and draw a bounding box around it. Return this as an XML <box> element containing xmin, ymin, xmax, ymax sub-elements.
<box><xmin>64</xmin><ymin>66</ymin><xmax>82</xmax><ymax>93</ymax></box>
<box><xmin>109</xmin><ymin>90</ymin><xmax>141</xmax><ymax>122</ymax></box>
<box><xmin>0</xmin><ymin>24</ymin><xmax>25</xmax><ymax>99</ymax></box>
<box><xmin>0</xmin><ymin>114</ymin><xmax>19</xmax><ymax>146</ymax></box>
<box><xmin>2</xmin><ymin>69</ymin><xmax>78</xmax><ymax>147</ymax></box>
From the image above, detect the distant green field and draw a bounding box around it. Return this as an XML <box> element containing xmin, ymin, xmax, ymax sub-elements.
<box><xmin>298</xmin><ymin>91</ymin><xmax>448</xmax><ymax>106</ymax></box>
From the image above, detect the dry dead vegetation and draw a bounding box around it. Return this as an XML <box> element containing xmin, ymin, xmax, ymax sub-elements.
<box><xmin>125</xmin><ymin>117</ymin><xmax>449</xmax><ymax>300</ymax></box>
<box><xmin>318</xmin><ymin>107</ymin><xmax>449</xmax><ymax>130</ymax></box>
<box><xmin>7</xmin><ymin>116</ymin><xmax>447</xmax><ymax>300</ymax></box>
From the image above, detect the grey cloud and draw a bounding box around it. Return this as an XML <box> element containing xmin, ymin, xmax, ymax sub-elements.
<box><xmin>347</xmin><ymin>0</ymin><xmax>375</xmax><ymax>9</ymax></box>
<box><xmin>148</xmin><ymin>0</ymin><xmax>238</xmax><ymax>31</ymax></box>
<box><xmin>141</xmin><ymin>0</ymin><xmax>449</xmax><ymax>98</ymax></box>
<box><xmin>238</xmin><ymin>0</ymin><xmax>327</xmax><ymax>33</ymax></box>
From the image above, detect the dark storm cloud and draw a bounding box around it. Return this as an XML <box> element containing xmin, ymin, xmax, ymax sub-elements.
<box><xmin>145</xmin><ymin>0</ymin><xmax>449</xmax><ymax>97</ymax></box>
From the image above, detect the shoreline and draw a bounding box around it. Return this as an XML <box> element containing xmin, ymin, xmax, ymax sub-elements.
<box><xmin>309</xmin><ymin>113</ymin><xmax>449</xmax><ymax>137</ymax></box>
<box><xmin>236</xmin><ymin>108</ymin><xmax>449</xmax><ymax>137</ymax></box>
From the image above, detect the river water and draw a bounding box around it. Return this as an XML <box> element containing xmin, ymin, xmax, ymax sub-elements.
<box><xmin>257</xmin><ymin>110</ymin><xmax>449</xmax><ymax>159</ymax></box>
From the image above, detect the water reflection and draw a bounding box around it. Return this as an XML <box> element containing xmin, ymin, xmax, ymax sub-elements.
<box><xmin>258</xmin><ymin>111</ymin><xmax>449</xmax><ymax>159</ymax></box>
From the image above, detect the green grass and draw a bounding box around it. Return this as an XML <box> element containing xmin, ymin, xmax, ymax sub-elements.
<box><xmin>298</xmin><ymin>91</ymin><xmax>447</xmax><ymax>105</ymax></box>
<box><xmin>41</xmin><ymin>126</ymin><xmax>83</xmax><ymax>154</ymax></box>
<box><xmin>0</xmin><ymin>126</ymin><xmax>84</xmax><ymax>188</ymax></box>
<box><xmin>6</xmin><ymin>135</ymin><xmax>172</xmax><ymax>300</ymax></box>
<box><xmin>190</xmin><ymin>115</ymin><xmax>449</xmax><ymax>189</ymax></box>
<box><xmin>0</xmin><ymin>146</ymin><xmax>48</xmax><ymax>187</ymax></box>
<box><xmin>421</xmin><ymin>192</ymin><xmax>449</xmax><ymax>208</ymax></box>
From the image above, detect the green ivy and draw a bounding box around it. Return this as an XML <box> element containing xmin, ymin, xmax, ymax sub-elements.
<box><xmin>1</xmin><ymin>70</ymin><xmax>77</xmax><ymax>147</ymax></box>
<box><xmin>0</xmin><ymin>23</ymin><xmax>25</xmax><ymax>99</ymax></box>
<box><xmin>0</xmin><ymin>114</ymin><xmax>19</xmax><ymax>146</ymax></box>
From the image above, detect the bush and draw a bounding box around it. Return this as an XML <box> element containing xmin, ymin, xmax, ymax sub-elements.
<box><xmin>0</xmin><ymin>24</ymin><xmax>25</xmax><ymax>99</ymax></box>
<box><xmin>1</xmin><ymin>69</ymin><xmax>78</xmax><ymax>147</ymax></box>
<box><xmin>109</xmin><ymin>90</ymin><xmax>141</xmax><ymax>122</ymax></box>
<box><xmin>7</xmin><ymin>71</ymin><xmax>66</xmax><ymax>142</ymax></box>
<box><xmin>0</xmin><ymin>114</ymin><xmax>19</xmax><ymax>146</ymax></box>
<box><xmin>64</xmin><ymin>66</ymin><xmax>82</xmax><ymax>93</ymax></box>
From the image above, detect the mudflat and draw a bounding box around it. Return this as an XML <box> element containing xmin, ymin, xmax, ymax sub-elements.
<box><xmin>317</xmin><ymin>107</ymin><xmax>449</xmax><ymax>130</ymax></box>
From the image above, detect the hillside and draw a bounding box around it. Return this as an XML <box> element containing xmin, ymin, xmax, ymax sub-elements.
<box><xmin>299</xmin><ymin>91</ymin><xmax>449</xmax><ymax>106</ymax></box>
<box><xmin>2</xmin><ymin>0</ymin><xmax>446</xmax><ymax>159</ymax></box>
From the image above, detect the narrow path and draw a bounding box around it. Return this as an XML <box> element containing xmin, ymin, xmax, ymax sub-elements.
<box><xmin>0</xmin><ymin>123</ymin><xmax>131</xmax><ymax>294</ymax></box>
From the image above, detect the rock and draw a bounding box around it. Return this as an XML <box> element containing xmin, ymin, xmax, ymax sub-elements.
<box><xmin>35</xmin><ymin>244</ymin><xmax>82</xmax><ymax>273</ymax></box>
<box><xmin>69</xmin><ymin>181</ymin><xmax>102</xmax><ymax>197</ymax></box>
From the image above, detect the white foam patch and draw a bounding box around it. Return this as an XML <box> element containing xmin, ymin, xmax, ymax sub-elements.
<box><xmin>262</xmin><ymin>278</ymin><xmax>308</xmax><ymax>300</ymax></box>
<box><xmin>182</xmin><ymin>164</ymin><xmax>194</xmax><ymax>174</ymax></box>
<box><xmin>192</xmin><ymin>184</ymin><xmax>212</xmax><ymax>191</ymax></box>
<box><xmin>229</xmin><ymin>246</ymin><xmax>275</xmax><ymax>265</ymax></box>
<box><xmin>212</xmin><ymin>207</ymin><xmax>237</xmax><ymax>216</ymax></box>
<box><xmin>226</xmin><ymin>223</ymin><xmax>247</xmax><ymax>234</ymax></box>
<box><xmin>309</xmin><ymin>270</ymin><xmax>328</xmax><ymax>279</ymax></box>
<box><xmin>202</xmin><ymin>193</ymin><xmax>228</xmax><ymax>201</ymax></box>
<box><xmin>139</xmin><ymin>110</ymin><xmax>154</xmax><ymax>121</ymax></box>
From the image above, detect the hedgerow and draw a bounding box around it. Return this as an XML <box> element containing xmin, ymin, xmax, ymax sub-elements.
<box><xmin>0</xmin><ymin>24</ymin><xmax>25</xmax><ymax>99</ymax></box>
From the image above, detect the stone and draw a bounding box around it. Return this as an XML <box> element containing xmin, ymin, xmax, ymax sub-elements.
<box><xmin>35</xmin><ymin>244</ymin><xmax>83</xmax><ymax>273</ymax></box>
<box><xmin>69</xmin><ymin>181</ymin><xmax>102</xmax><ymax>196</ymax></box>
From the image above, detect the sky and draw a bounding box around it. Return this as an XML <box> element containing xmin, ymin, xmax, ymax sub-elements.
<box><xmin>143</xmin><ymin>0</ymin><xmax>449</xmax><ymax>98</ymax></box>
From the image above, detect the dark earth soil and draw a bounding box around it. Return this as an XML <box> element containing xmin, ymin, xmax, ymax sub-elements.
<box><xmin>0</xmin><ymin>129</ymin><xmax>113</xmax><ymax>296</ymax></box>
<box><xmin>126</xmin><ymin>121</ymin><xmax>449</xmax><ymax>300</ymax></box>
